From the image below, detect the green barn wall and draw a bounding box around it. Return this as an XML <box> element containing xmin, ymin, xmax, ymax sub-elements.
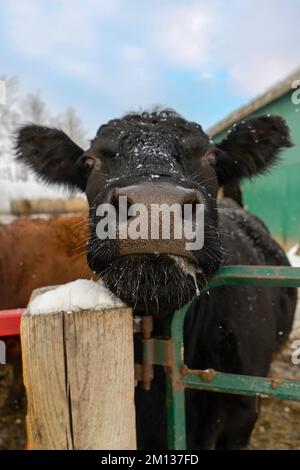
<box><xmin>213</xmin><ymin>91</ymin><xmax>300</xmax><ymax>246</ymax></box>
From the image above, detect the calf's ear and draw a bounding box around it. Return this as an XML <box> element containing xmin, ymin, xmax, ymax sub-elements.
<box><xmin>209</xmin><ymin>116</ymin><xmax>293</xmax><ymax>185</ymax></box>
<box><xmin>15</xmin><ymin>125</ymin><xmax>88</xmax><ymax>190</ymax></box>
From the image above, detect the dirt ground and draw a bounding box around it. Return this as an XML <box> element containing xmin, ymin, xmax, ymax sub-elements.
<box><xmin>247</xmin><ymin>294</ymin><xmax>300</xmax><ymax>450</ymax></box>
<box><xmin>0</xmin><ymin>363</ymin><xmax>26</xmax><ymax>450</ymax></box>
<box><xmin>0</xmin><ymin>297</ymin><xmax>300</xmax><ymax>450</ymax></box>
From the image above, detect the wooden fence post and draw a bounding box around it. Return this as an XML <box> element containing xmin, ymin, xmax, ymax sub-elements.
<box><xmin>20</xmin><ymin>293</ymin><xmax>136</xmax><ymax>450</ymax></box>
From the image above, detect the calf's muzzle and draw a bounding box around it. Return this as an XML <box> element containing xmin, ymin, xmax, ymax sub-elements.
<box><xmin>105</xmin><ymin>182</ymin><xmax>202</xmax><ymax>259</ymax></box>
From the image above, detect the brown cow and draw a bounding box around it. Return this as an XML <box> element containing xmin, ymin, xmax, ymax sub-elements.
<box><xmin>0</xmin><ymin>213</ymin><xmax>91</xmax><ymax>411</ymax></box>
<box><xmin>0</xmin><ymin>213</ymin><xmax>91</xmax><ymax>309</ymax></box>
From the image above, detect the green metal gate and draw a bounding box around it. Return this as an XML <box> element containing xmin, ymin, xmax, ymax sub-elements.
<box><xmin>137</xmin><ymin>265</ymin><xmax>300</xmax><ymax>449</ymax></box>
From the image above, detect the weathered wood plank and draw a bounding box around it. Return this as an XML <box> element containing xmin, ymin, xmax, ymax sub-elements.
<box><xmin>21</xmin><ymin>305</ymin><xmax>136</xmax><ymax>450</ymax></box>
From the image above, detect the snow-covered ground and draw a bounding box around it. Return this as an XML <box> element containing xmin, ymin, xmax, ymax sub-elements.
<box><xmin>287</xmin><ymin>244</ymin><xmax>300</xmax><ymax>268</ymax></box>
<box><xmin>0</xmin><ymin>178</ymin><xmax>75</xmax><ymax>213</ymax></box>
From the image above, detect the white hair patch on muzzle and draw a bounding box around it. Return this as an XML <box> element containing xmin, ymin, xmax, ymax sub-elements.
<box><xmin>168</xmin><ymin>255</ymin><xmax>201</xmax><ymax>296</ymax></box>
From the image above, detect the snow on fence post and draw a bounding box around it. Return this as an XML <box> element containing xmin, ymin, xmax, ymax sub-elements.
<box><xmin>20</xmin><ymin>283</ymin><xmax>136</xmax><ymax>450</ymax></box>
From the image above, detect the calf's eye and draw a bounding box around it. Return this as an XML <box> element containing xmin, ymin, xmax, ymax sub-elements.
<box><xmin>83</xmin><ymin>155</ymin><xmax>96</xmax><ymax>169</ymax></box>
<box><xmin>206</xmin><ymin>151</ymin><xmax>217</xmax><ymax>166</ymax></box>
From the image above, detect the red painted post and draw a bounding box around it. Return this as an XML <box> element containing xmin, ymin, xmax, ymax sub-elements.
<box><xmin>0</xmin><ymin>309</ymin><xmax>24</xmax><ymax>336</ymax></box>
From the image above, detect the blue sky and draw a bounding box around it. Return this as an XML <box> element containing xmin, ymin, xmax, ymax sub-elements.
<box><xmin>0</xmin><ymin>0</ymin><xmax>299</xmax><ymax>138</ymax></box>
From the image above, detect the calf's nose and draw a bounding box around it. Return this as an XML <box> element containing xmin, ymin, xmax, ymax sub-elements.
<box><xmin>106</xmin><ymin>183</ymin><xmax>202</xmax><ymax>258</ymax></box>
<box><xmin>111</xmin><ymin>183</ymin><xmax>200</xmax><ymax>212</ymax></box>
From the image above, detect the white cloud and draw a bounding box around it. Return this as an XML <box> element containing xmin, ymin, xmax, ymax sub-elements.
<box><xmin>154</xmin><ymin>1</ymin><xmax>221</xmax><ymax>69</ymax></box>
<box><xmin>4</xmin><ymin>0</ymin><xmax>162</xmax><ymax>109</ymax></box>
<box><xmin>200</xmin><ymin>71</ymin><xmax>216</xmax><ymax>80</ymax></box>
<box><xmin>7</xmin><ymin>0</ymin><xmax>101</xmax><ymax>56</ymax></box>
<box><xmin>120</xmin><ymin>45</ymin><xmax>146</xmax><ymax>63</ymax></box>
<box><xmin>5</xmin><ymin>0</ymin><xmax>122</xmax><ymax>86</ymax></box>
<box><xmin>2</xmin><ymin>0</ymin><xmax>300</xmax><ymax>109</ymax></box>
<box><xmin>153</xmin><ymin>0</ymin><xmax>299</xmax><ymax>95</ymax></box>
<box><xmin>222</xmin><ymin>1</ymin><xmax>300</xmax><ymax>94</ymax></box>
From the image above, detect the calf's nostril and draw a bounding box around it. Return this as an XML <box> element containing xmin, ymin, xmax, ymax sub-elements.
<box><xmin>182</xmin><ymin>195</ymin><xmax>201</xmax><ymax>221</ymax></box>
<box><xmin>110</xmin><ymin>192</ymin><xmax>135</xmax><ymax>221</ymax></box>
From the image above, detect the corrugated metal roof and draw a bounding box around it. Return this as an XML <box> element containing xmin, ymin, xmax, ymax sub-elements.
<box><xmin>208</xmin><ymin>68</ymin><xmax>300</xmax><ymax>137</ymax></box>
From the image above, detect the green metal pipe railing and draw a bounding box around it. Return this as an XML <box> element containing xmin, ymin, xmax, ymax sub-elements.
<box><xmin>140</xmin><ymin>265</ymin><xmax>300</xmax><ymax>450</ymax></box>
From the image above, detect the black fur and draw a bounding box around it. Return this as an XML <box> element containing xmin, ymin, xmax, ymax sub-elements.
<box><xmin>15</xmin><ymin>109</ymin><xmax>297</xmax><ymax>449</ymax></box>
<box><xmin>214</xmin><ymin>116</ymin><xmax>293</xmax><ymax>185</ymax></box>
<box><xmin>15</xmin><ymin>125</ymin><xmax>86</xmax><ymax>190</ymax></box>
<box><xmin>135</xmin><ymin>202</ymin><xmax>296</xmax><ymax>449</ymax></box>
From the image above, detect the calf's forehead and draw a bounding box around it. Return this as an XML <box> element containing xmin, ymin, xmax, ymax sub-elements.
<box><xmin>93</xmin><ymin>115</ymin><xmax>210</xmax><ymax>153</ymax></box>
<box><xmin>85</xmin><ymin>116</ymin><xmax>215</xmax><ymax>187</ymax></box>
